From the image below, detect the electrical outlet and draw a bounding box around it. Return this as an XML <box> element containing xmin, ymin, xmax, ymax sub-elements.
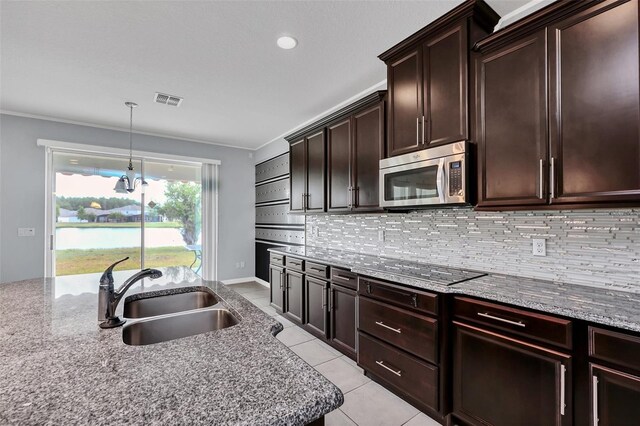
<box><xmin>18</xmin><ymin>228</ymin><xmax>35</xmax><ymax>237</ymax></box>
<box><xmin>311</xmin><ymin>226</ymin><xmax>319</xmax><ymax>237</ymax></box>
<box><xmin>532</xmin><ymin>239</ymin><xmax>546</xmax><ymax>256</ymax></box>
<box><xmin>378</xmin><ymin>230</ymin><xmax>385</xmax><ymax>242</ymax></box>
<box><xmin>240</xmin><ymin>261</ymin><xmax>245</xmax><ymax>268</ymax></box>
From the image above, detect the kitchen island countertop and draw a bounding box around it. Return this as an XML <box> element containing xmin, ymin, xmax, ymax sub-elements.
<box><xmin>0</xmin><ymin>266</ymin><xmax>342</xmax><ymax>425</ymax></box>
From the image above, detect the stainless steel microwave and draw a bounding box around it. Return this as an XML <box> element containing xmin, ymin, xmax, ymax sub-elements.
<box><xmin>379</xmin><ymin>142</ymin><xmax>469</xmax><ymax>209</ymax></box>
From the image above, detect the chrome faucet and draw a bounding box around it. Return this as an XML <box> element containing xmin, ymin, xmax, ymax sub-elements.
<box><xmin>98</xmin><ymin>257</ymin><xmax>163</xmax><ymax>329</ymax></box>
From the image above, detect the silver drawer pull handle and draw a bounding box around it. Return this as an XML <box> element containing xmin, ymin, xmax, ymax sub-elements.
<box><xmin>334</xmin><ymin>275</ymin><xmax>352</xmax><ymax>281</ymax></box>
<box><xmin>593</xmin><ymin>375</ymin><xmax>599</xmax><ymax>425</ymax></box>
<box><xmin>560</xmin><ymin>364</ymin><xmax>566</xmax><ymax>416</ymax></box>
<box><xmin>376</xmin><ymin>360</ymin><xmax>402</xmax><ymax>377</ymax></box>
<box><xmin>375</xmin><ymin>321</ymin><xmax>402</xmax><ymax>334</ymax></box>
<box><xmin>310</xmin><ymin>267</ymin><xmax>324</xmax><ymax>272</ymax></box>
<box><xmin>478</xmin><ymin>312</ymin><xmax>526</xmax><ymax>327</ymax></box>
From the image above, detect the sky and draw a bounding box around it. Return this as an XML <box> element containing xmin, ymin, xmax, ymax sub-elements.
<box><xmin>56</xmin><ymin>174</ymin><xmax>170</xmax><ymax>205</ymax></box>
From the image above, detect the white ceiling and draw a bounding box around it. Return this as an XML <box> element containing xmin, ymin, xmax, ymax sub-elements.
<box><xmin>1</xmin><ymin>0</ymin><xmax>530</xmax><ymax>150</ymax></box>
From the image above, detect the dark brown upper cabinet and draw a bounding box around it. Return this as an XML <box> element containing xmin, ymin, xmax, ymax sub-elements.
<box><xmin>475</xmin><ymin>0</ymin><xmax>640</xmax><ymax>209</ymax></box>
<box><xmin>476</xmin><ymin>30</ymin><xmax>548</xmax><ymax>208</ymax></box>
<box><xmin>353</xmin><ymin>103</ymin><xmax>385</xmax><ymax>210</ymax></box>
<box><xmin>289</xmin><ymin>129</ymin><xmax>326</xmax><ymax>213</ymax></box>
<box><xmin>287</xmin><ymin>91</ymin><xmax>386</xmax><ymax>214</ymax></box>
<box><xmin>379</xmin><ymin>0</ymin><xmax>499</xmax><ymax>158</ymax></box>
<box><xmin>327</xmin><ymin>98</ymin><xmax>385</xmax><ymax>212</ymax></box>
<box><xmin>327</xmin><ymin>118</ymin><xmax>352</xmax><ymax>211</ymax></box>
<box><xmin>548</xmin><ymin>0</ymin><xmax>640</xmax><ymax>205</ymax></box>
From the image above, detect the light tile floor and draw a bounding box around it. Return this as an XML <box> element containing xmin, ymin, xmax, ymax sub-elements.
<box><xmin>227</xmin><ymin>281</ymin><xmax>440</xmax><ymax>426</ymax></box>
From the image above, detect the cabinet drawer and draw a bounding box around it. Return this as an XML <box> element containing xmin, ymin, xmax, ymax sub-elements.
<box><xmin>306</xmin><ymin>261</ymin><xmax>329</xmax><ymax>279</ymax></box>
<box><xmin>330</xmin><ymin>268</ymin><xmax>357</xmax><ymax>290</ymax></box>
<box><xmin>285</xmin><ymin>257</ymin><xmax>304</xmax><ymax>272</ymax></box>
<box><xmin>359</xmin><ymin>297</ymin><xmax>438</xmax><ymax>364</ymax></box>
<box><xmin>358</xmin><ymin>277</ymin><xmax>438</xmax><ymax>316</ymax></box>
<box><xmin>358</xmin><ymin>332</ymin><xmax>438</xmax><ymax>411</ymax></box>
<box><xmin>589</xmin><ymin>326</ymin><xmax>640</xmax><ymax>372</ymax></box>
<box><xmin>453</xmin><ymin>297</ymin><xmax>572</xmax><ymax>349</ymax></box>
<box><xmin>269</xmin><ymin>253</ymin><xmax>285</xmax><ymax>266</ymax></box>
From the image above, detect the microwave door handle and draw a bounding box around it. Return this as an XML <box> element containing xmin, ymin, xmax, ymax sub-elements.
<box><xmin>436</xmin><ymin>158</ymin><xmax>446</xmax><ymax>203</ymax></box>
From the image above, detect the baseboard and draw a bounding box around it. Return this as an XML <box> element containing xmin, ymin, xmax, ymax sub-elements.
<box><xmin>221</xmin><ymin>276</ymin><xmax>270</xmax><ymax>288</ymax></box>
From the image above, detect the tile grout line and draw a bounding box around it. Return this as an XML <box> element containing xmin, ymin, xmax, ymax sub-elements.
<box><xmin>338</xmin><ymin>407</ymin><xmax>360</xmax><ymax>426</ymax></box>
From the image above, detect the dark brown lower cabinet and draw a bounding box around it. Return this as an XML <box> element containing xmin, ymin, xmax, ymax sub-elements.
<box><xmin>305</xmin><ymin>276</ymin><xmax>329</xmax><ymax>338</ymax></box>
<box><xmin>329</xmin><ymin>283</ymin><xmax>357</xmax><ymax>359</ymax></box>
<box><xmin>452</xmin><ymin>321</ymin><xmax>572</xmax><ymax>426</ymax></box>
<box><xmin>358</xmin><ymin>332</ymin><xmax>438</xmax><ymax>410</ymax></box>
<box><xmin>285</xmin><ymin>270</ymin><xmax>304</xmax><ymax>324</ymax></box>
<box><xmin>590</xmin><ymin>364</ymin><xmax>640</xmax><ymax>426</ymax></box>
<box><xmin>269</xmin><ymin>264</ymin><xmax>285</xmax><ymax>312</ymax></box>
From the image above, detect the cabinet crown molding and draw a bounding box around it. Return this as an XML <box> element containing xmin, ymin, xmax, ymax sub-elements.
<box><xmin>284</xmin><ymin>91</ymin><xmax>386</xmax><ymax>143</ymax></box>
<box><xmin>378</xmin><ymin>0</ymin><xmax>499</xmax><ymax>62</ymax></box>
<box><xmin>473</xmin><ymin>0</ymin><xmax>602</xmax><ymax>53</ymax></box>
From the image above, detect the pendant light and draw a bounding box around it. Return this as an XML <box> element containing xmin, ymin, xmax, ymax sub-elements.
<box><xmin>114</xmin><ymin>102</ymin><xmax>147</xmax><ymax>193</ymax></box>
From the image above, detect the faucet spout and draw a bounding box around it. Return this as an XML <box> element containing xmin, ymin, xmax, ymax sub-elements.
<box><xmin>115</xmin><ymin>268</ymin><xmax>164</xmax><ymax>299</ymax></box>
<box><xmin>98</xmin><ymin>260</ymin><xmax>163</xmax><ymax>329</ymax></box>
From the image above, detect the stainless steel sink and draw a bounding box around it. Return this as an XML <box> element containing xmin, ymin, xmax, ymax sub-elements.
<box><xmin>123</xmin><ymin>308</ymin><xmax>239</xmax><ymax>346</ymax></box>
<box><xmin>123</xmin><ymin>290</ymin><xmax>218</xmax><ymax>319</ymax></box>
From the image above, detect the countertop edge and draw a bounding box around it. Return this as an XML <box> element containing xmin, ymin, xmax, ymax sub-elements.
<box><xmin>268</xmin><ymin>247</ymin><xmax>640</xmax><ymax>333</ymax></box>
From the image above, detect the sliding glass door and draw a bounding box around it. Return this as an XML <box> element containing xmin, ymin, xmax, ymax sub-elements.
<box><xmin>50</xmin><ymin>151</ymin><xmax>205</xmax><ymax>278</ymax></box>
<box><xmin>142</xmin><ymin>160</ymin><xmax>202</xmax><ymax>273</ymax></box>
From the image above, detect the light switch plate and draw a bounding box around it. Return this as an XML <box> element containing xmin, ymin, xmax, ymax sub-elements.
<box><xmin>532</xmin><ymin>239</ymin><xmax>546</xmax><ymax>256</ymax></box>
<box><xmin>18</xmin><ymin>227</ymin><xmax>35</xmax><ymax>237</ymax></box>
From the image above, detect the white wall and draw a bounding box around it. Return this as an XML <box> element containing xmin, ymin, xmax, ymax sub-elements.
<box><xmin>0</xmin><ymin>113</ymin><xmax>255</xmax><ymax>283</ymax></box>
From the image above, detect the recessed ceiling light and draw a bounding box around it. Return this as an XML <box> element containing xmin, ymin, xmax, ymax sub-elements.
<box><xmin>277</xmin><ymin>36</ymin><xmax>297</xmax><ymax>50</ymax></box>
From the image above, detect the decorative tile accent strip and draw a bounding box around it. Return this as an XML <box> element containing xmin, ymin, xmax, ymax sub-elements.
<box><xmin>306</xmin><ymin>208</ymin><xmax>640</xmax><ymax>293</ymax></box>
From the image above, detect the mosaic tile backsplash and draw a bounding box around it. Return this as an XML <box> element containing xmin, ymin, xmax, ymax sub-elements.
<box><xmin>305</xmin><ymin>208</ymin><xmax>640</xmax><ymax>293</ymax></box>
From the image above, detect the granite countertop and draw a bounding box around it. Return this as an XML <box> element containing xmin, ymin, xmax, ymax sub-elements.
<box><xmin>0</xmin><ymin>267</ymin><xmax>342</xmax><ymax>425</ymax></box>
<box><xmin>270</xmin><ymin>246</ymin><xmax>640</xmax><ymax>333</ymax></box>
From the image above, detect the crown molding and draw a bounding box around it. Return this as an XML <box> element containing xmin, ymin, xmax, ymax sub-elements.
<box><xmin>0</xmin><ymin>109</ymin><xmax>255</xmax><ymax>151</ymax></box>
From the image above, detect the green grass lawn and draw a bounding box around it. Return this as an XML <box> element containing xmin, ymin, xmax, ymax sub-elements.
<box><xmin>56</xmin><ymin>246</ymin><xmax>197</xmax><ymax>276</ymax></box>
<box><xmin>56</xmin><ymin>221</ymin><xmax>181</xmax><ymax>229</ymax></box>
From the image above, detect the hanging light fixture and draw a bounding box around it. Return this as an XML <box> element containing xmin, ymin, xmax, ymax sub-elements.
<box><xmin>115</xmin><ymin>102</ymin><xmax>148</xmax><ymax>193</ymax></box>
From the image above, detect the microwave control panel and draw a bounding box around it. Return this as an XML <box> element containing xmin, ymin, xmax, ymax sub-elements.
<box><xmin>449</xmin><ymin>161</ymin><xmax>464</xmax><ymax>196</ymax></box>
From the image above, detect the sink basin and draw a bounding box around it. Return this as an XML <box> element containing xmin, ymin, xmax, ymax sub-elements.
<box><xmin>123</xmin><ymin>308</ymin><xmax>239</xmax><ymax>346</ymax></box>
<box><xmin>124</xmin><ymin>289</ymin><xmax>218</xmax><ymax>319</ymax></box>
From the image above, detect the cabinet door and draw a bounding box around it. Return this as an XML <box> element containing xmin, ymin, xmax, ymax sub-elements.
<box><xmin>477</xmin><ymin>30</ymin><xmax>548</xmax><ymax>207</ymax></box>
<box><xmin>285</xmin><ymin>270</ymin><xmax>304</xmax><ymax>324</ymax></box>
<box><xmin>353</xmin><ymin>102</ymin><xmax>384</xmax><ymax>211</ymax></box>
<box><xmin>289</xmin><ymin>139</ymin><xmax>306</xmax><ymax>212</ymax></box>
<box><xmin>387</xmin><ymin>49</ymin><xmax>422</xmax><ymax>157</ymax></box>
<box><xmin>305</xmin><ymin>276</ymin><xmax>328</xmax><ymax>338</ymax></box>
<box><xmin>453</xmin><ymin>322</ymin><xmax>572</xmax><ymax>426</ymax></box>
<box><xmin>549</xmin><ymin>0</ymin><xmax>640</xmax><ymax>204</ymax></box>
<box><xmin>327</xmin><ymin>118</ymin><xmax>352</xmax><ymax>212</ymax></box>
<box><xmin>591</xmin><ymin>364</ymin><xmax>640</xmax><ymax>426</ymax></box>
<box><xmin>269</xmin><ymin>265</ymin><xmax>285</xmax><ymax>312</ymax></box>
<box><xmin>423</xmin><ymin>21</ymin><xmax>468</xmax><ymax>147</ymax></box>
<box><xmin>330</xmin><ymin>284</ymin><xmax>357</xmax><ymax>359</ymax></box>
<box><xmin>306</xmin><ymin>130</ymin><xmax>326</xmax><ymax>212</ymax></box>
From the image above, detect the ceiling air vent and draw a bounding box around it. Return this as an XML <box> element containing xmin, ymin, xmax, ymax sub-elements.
<box><xmin>154</xmin><ymin>92</ymin><xmax>183</xmax><ymax>107</ymax></box>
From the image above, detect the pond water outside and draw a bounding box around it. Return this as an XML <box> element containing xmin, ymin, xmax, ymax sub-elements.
<box><xmin>55</xmin><ymin>227</ymin><xmax>192</xmax><ymax>250</ymax></box>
